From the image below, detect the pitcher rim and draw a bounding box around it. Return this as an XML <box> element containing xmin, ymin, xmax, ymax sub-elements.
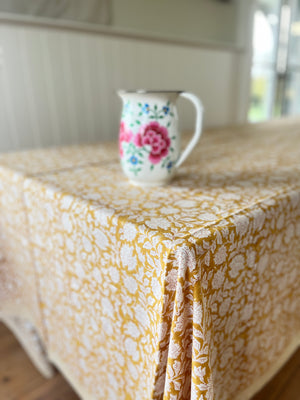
<box><xmin>118</xmin><ymin>89</ymin><xmax>184</xmax><ymax>94</ymax></box>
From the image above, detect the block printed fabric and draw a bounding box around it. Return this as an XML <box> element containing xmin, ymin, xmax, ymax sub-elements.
<box><xmin>0</xmin><ymin>119</ymin><xmax>299</xmax><ymax>400</ymax></box>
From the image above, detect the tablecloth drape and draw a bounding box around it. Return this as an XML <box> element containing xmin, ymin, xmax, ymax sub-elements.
<box><xmin>0</xmin><ymin>118</ymin><xmax>299</xmax><ymax>400</ymax></box>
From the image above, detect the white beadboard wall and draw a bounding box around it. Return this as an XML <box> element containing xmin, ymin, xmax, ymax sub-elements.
<box><xmin>0</xmin><ymin>22</ymin><xmax>247</xmax><ymax>152</ymax></box>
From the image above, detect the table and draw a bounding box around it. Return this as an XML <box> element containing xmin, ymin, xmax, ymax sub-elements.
<box><xmin>0</xmin><ymin>118</ymin><xmax>299</xmax><ymax>400</ymax></box>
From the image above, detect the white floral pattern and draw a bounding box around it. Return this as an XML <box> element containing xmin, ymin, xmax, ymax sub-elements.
<box><xmin>0</xmin><ymin>118</ymin><xmax>300</xmax><ymax>400</ymax></box>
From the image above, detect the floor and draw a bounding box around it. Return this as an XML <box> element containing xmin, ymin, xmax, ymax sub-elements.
<box><xmin>0</xmin><ymin>323</ymin><xmax>299</xmax><ymax>400</ymax></box>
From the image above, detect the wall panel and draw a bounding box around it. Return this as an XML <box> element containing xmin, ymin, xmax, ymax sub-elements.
<box><xmin>0</xmin><ymin>23</ymin><xmax>244</xmax><ymax>151</ymax></box>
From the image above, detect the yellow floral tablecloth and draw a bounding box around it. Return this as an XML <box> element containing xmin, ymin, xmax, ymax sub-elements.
<box><xmin>0</xmin><ymin>118</ymin><xmax>300</xmax><ymax>400</ymax></box>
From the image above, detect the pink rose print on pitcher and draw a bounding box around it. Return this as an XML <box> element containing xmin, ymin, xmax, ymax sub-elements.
<box><xmin>119</xmin><ymin>121</ymin><xmax>133</xmax><ymax>157</ymax></box>
<box><xmin>118</xmin><ymin>90</ymin><xmax>203</xmax><ymax>186</ymax></box>
<box><xmin>134</xmin><ymin>122</ymin><xmax>171</xmax><ymax>164</ymax></box>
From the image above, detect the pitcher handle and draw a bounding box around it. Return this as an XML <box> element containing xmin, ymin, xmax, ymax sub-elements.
<box><xmin>175</xmin><ymin>92</ymin><xmax>204</xmax><ymax>168</ymax></box>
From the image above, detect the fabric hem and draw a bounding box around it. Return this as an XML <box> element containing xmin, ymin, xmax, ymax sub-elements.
<box><xmin>49</xmin><ymin>352</ymin><xmax>95</xmax><ymax>400</ymax></box>
<box><xmin>234</xmin><ymin>335</ymin><xmax>300</xmax><ymax>400</ymax></box>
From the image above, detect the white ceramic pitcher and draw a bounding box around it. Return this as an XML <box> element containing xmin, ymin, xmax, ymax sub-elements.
<box><xmin>118</xmin><ymin>90</ymin><xmax>203</xmax><ymax>186</ymax></box>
